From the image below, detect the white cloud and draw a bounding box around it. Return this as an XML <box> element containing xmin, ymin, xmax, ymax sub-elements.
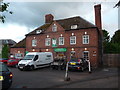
<box><xmin>0</xmin><ymin>23</ymin><xmax>28</xmax><ymax>42</ymax></box>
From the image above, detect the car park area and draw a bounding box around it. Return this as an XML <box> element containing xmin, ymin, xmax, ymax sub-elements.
<box><xmin>7</xmin><ymin>66</ymin><xmax>118</xmax><ymax>89</ymax></box>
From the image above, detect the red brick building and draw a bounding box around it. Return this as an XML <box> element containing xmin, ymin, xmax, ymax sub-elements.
<box><xmin>10</xmin><ymin>4</ymin><xmax>103</xmax><ymax>67</ymax></box>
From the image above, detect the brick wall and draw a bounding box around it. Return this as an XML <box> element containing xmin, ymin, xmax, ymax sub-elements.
<box><xmin>26</xmin><ymin>26</ymin><xmax>100</xmax><ymax>67</ymax></box>
<box><xmin>10</xmin><ymin>48</ymin><xmax>25</xmax><ymax>59</ymax></box>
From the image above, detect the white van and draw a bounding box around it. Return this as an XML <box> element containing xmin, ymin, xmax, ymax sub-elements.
<box><xmin>18</xmin><ymin>52</ymin><xmax>53</xmax><ymax>70</ymax></box>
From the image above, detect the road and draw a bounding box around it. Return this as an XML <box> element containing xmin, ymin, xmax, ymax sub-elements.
<box><xmin>8</xmin><ymin>67</ymin><xmax>119</xmax><ymax>89</ymax></box>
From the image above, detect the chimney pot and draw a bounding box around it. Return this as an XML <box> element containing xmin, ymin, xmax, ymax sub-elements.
<box><xmin>45</xmin><ymin>14</ymin><xmax>54</xmax><ymax>23</ymax></box>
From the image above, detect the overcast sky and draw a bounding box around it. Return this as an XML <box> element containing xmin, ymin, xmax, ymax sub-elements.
<box><xmin>0</xmin><ymin>0</ymin><xmax>119</xmax><ymax>42</ymax></box>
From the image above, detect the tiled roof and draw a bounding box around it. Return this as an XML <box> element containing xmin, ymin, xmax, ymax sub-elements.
<box><xmin>26</xmin><ymin>23</ymin><xmax>51</xmax><ymax>35</ymax></box>
<box><xmin>26</xmin><ymin>16</ymin><xmax>96</xmax><ymax>36</ymax></box>
<box><xmin>0</xmin><ymin>39</ymin><xmax>16</xmax><ymax>46</ymax></box>
<box><xmin>11</xmin><ymin>38</ymin><xmax>26</xmax><ymax>48</ymax></box>
<box><xmin>56</xmin><ymin>16</ymin><xmax>96</xmax><ymax>30</ymax></box>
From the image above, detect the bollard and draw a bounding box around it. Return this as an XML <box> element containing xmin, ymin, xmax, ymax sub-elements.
<box><xmin>88</xmin><ymin>60</ymin><xmax>92</xmax><ymax>73</ymax></box>
<box><xmin>64</xmin><ymin>62</ymin><xmax>70</xmax><ymax>81</ymax></box>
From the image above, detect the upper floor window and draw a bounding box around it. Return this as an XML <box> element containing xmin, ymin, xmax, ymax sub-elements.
<box><xmin>59</xmin><ymin>37</ymin><xmax>64</xmax><ymax>45</ymax></box>
<box><xmin>52</xmin><ymin>24</ymin><xmax>57</xmax><ymax>32</ymax></box>
<box><xmin>83</xmin><ymin>35</ymin><xmax>89</xmax><ymax>44</ymax></box>
<box><xmin>45</xmin><ymin>38</ymin><xmax>51</xmax><ymax>46</ymax></box>
<box><xmin>70</xmin><ymin>36</ymin><xmax>76</xmax><ymax>45</ymax></box>
<box><xmin>32</xmin><ymin>39</ymin><xmax>37</xmax><ymax>47</ymax></box>
<box><xmin>71</xmin><ymin>25</ymin><xmax>77</xmax><ymax>29</ymax></box>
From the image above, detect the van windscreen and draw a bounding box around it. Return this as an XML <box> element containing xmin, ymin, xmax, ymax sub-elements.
<box><xmin>23</xmin><ymin>55</ymin><xmax>34</xmax><ymax>60</ymax></box>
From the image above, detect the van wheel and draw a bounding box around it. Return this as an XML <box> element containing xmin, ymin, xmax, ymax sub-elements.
<box><xmin>30</xmin><ymin>65</ymin><xmax>34</xmax><ymax>70</ymax></box>
<box><xmin>15</xmin><ymin>64</ymin><xmax>18</xmax><ymax>68</ymax></box>
<box><xmin>81</xmin><ymin>67</ymin><xmax>84</xmax><ymax>72</ymax></box>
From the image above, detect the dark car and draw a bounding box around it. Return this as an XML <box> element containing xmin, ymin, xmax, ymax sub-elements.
<box><xmin>0</xmin><ymin>62</ymin><xmax>13</xmax><ymax>89</ymax></box>
<box><xmin>68</xmin><ymin>58</ymin><xmax>88</xmax><ymax>71</ymax></box>
<box><xmin>7</xmin><ymin>59</ymin><xmax>20</xmax><ymax>67</ymax></box>
<box><xmin>0</xmin><ymin>58</ymin><xmax>9</xmax><ymax>64</ymax></box>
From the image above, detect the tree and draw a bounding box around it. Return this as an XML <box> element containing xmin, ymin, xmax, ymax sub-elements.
<box><xmin>0</xmin><ymin>1</ymin><xmax>13</xmax><ymax>23</ymax></box>
<box><xmin>2</xmin><ymin>44</ymin><xmax>9</xmax><ymax>59</ymax></box>
<box><xmin>102</xmin><ymin>29</ymin><xmax>110</xmax><ymax>53</ymax></box>
<box><xmin>110</xmin><ymin>29</ymin><xmax>120</xmax><ymax>54</ymax></box>
<box><xmin>102</xmin><ymin>29</ymin><xmax>120</xmax><ymax>54</ymax></box>
<box><xmin>111</xmin><ymin>29</ymin><xmax>120</xmax><ymax>44</ymax></box>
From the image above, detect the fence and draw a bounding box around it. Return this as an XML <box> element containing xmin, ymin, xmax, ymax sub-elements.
<box><xmin>103</xmin><ymin>54</ymin><xmax>120</xmax><ymax>67</ymax></box>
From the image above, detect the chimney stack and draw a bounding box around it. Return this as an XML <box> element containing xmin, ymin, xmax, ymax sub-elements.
<box><xmin>45</xmin><ymin>14</ymin><xmax>54</xmax><ymax>23</ymax></box>
<box><xmin>94</xmin><ymin>4</ymin><xmax>102</xmax><ymax>30</ymax></box>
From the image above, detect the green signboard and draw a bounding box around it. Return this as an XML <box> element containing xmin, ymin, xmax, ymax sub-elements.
<box><xmin>54</xmin><ymin>48</ymin><xmax>67</xmax><ymax>52</ymax></box>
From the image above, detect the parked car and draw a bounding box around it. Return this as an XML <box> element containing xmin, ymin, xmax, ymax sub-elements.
<box><xmin>7</xmin><ymin>59</ymin><xmax>20</xmax><ymax>67</ymax></box>
<box><xmin>51</xmin><ymin>58</ymin><xmax>67</xmax><ymax>70</ymax></box>
<box><xmin>0</xmin><ymin>58</ymin><xmax>9</xmax><ymax>64</ymax></box>
<box><xmin>0</xmin><ymin>62</ymin><xmax>13</xmax><ymax>89</ymax></box>
<box><xmin>68</xmin><ymin>58</ymin><xmax>88</xmax><ymax>71</ymax></box>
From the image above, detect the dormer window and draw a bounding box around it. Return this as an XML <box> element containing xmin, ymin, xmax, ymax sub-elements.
<box><xmin>52</xmin><ymin>24</ymin><xmax>57</xmax><ymax>32</ymax></box>
<box><xmin>36</xmin><ymin>30</ymin><xmax>42</xmax><ymax>34</ymax></box>
<box><xmin>71</xmin><ymin>25</ymin><xmax>77</xmax><ymax>29</ymax></box>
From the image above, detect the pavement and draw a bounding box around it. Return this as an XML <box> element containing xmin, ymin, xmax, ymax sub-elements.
<box><xmin>46</xmin><ymin>67</ymin><xmax>119</xmax><ymax>88</ymax></box>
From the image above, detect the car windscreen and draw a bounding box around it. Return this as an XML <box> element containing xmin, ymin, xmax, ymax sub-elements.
<box><xmin>70</xmin><ymin>58</ymin><xmax>78</xmax><ymax>62</ymax></box>
<box><xmin>8</xmin><ymin>60</ymin><xmax>16</xmax><ymax>62</ymax></box>
<box><xmin>22</xmin><ymin>55</ymin><xmax>35</xmax><ymax>60</ymax></box>
<box><xmin>0</xmin><ymin>63</ymin><xmax>9</xmax><ymax>72</ymax></box>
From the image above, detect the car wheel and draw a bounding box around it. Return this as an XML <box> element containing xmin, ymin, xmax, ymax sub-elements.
<box><xmin>30</xmin><ymin>65</ymin><xmax>34</xmax><ymax>70</ymax></box>
<box><xmin>81</xmin><ymin>67</ymin><xmax>84</xmax><ymax>72</ymax></box>
<box><xmin>19</xmin><ymin>69</ymin><xmax>23</xmax><ymax>71</ymax></box>
<box><xmin>15</xmin><ymin>64</ymin><xmax>18</xmax><ymax>68</ymax></box>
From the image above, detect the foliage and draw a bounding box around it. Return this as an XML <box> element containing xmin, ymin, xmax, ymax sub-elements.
<box><xmin>111</xmin><ymin>30</ymin><xmax>120</xmax><ymax>44</ymax></box>
<box><xmin>103</xmin><ymin>29</ymin><xmax>120</xmax><ymax>54</ymax></box>
<box><xmin>0</xmin><ymin>1</ymin><xmax>13</xmax><ymax>23</ymax></box>
<box><xmin>102</xmin><ymin>30</ymin><xmax>110</xmax><ymax>53</ymax></box>
<box><xmin>2</xmin><ymin>44</ymin><xmax>9</xmax><ymax>59</ymax></box>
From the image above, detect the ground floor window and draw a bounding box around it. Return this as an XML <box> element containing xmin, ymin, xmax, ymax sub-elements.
<box><xmin>70</xmin><ymin>51</ymin><xmax>76</xmax><ymax>59</ymax></box>
<box><xmin>54</xmin><ymin>52</ymin><xmax>66</xmax><ymax>60</ymax></box>
<box><xmin>15</xmin><ymin>53</ymin><xmax>23</xmax><ymax>59</ymax></box>
<box><xmin>83</xmin><ymin>51</ymin><xmax>89</xmax><ymax>60</ymax></box>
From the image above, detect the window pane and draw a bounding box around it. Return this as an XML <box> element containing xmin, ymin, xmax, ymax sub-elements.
<box><xmin>45</xmin><ymin>38</ymin><xmax>51</xmax><ymax>46</ymax></box>
<box><xmin>32</xmin><ymin>39</ymin><xmax>37</xmax><ymax>46</ymax></box>
<box><xmin>70</xmin><ymin>36</ymin><xmax>76</xmax><ymax>44</ymax></box>
<box><xmin>83</xmin><ymin>35</ymin><xmax>89</xmax><ymax>44</ymax></box>
<box><xmin>83</xmin><ymin>51</ymin><xmax>89</xmax><ymax>60</ymax></box>
<box><xmin>59</xmin><ymin>37</ymin><xmax>64</xmax><ymax>45</ymax></box>
<box><xmin>52</xmin><ymin>24</ymin><xmax>57</xmax><ymax>32</ymax></box>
